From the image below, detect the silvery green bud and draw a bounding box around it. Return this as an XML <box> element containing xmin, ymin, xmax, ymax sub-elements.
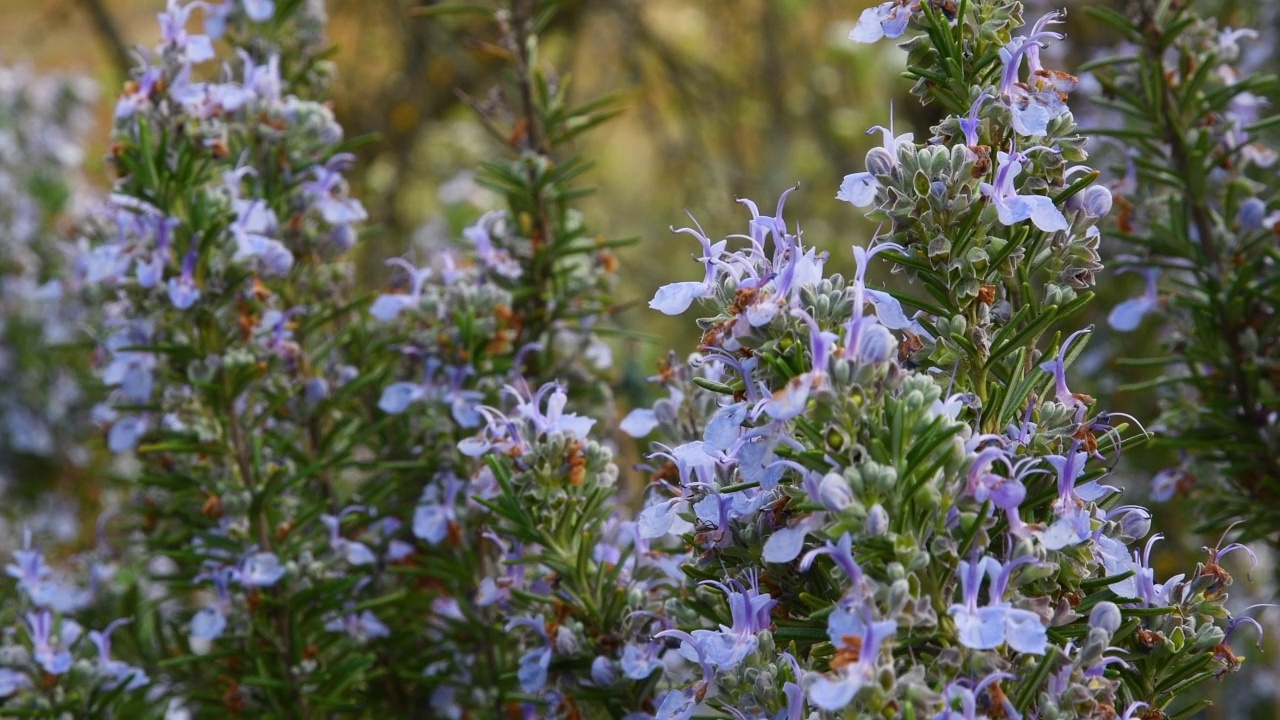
<box><xmin>1192</xmin><ymin>623</ymin><xmax>1225</xmax><ymax>650</ymax></box>
<box><xmin>1077</xmin><ymin>628</ymin><xmax>1109</xmax><ymax>667</ymax></box>
<box><xmin>758</xmin><ymin>630</ymin><xmax>775</xmax><ymax>658</ymax></box>
<box><xmin>555</xmin><ymin>625</ymin><xmax>579</xmax><ymax>654</ymax></box>
<box><xmin>754</xmin><ymin>664</ymin><xmax>776</xmax><ymax>694</ymax></box>
<box><xmin>889</xmin><ymin>578</ymin><xmax>911</xmax><ymax>615</ymax></box>
<box><xmin>863</xmin><ymin>462</ymin><xmax>898</xmax><ymax>493</ymax></box>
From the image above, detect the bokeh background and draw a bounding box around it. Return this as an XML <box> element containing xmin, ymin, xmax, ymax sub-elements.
<box><xmin>3</xmin><ymin>0</ymin><xmax>1280</xmax><ymax>715</ymax></box>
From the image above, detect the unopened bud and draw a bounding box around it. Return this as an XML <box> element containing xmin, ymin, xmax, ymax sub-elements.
<box><xmin>866</xmin><ymin>503</ymin><xmax>889</xmax><ymax>536</ymax></box>
<box><xmin>1119</xmin><ymin>509</ymin><xmax>1151</xmax><ymax>540</ymax></box>
<box><xmin>305</xmin><ymin>377</ymin><xmax>330</xmax><ymax>405</ymax></box>
<box><xmin>1089</xmin><ymin>601</ymin><xmax>1122</xmax><ymax>634</ymax></box>
<box><xmin>865</xmin><ymin>146</ymin><xmax>896</xmax><ymax>176</ymax></box>
<box><xmin>819</xmin><ymin>472</ymin><xmax>854</xmax><ymax>511</ymax></box>
<box><xmin>859</xmin><ymin>323</ymin><xmax>897</xmax><ymax>365</ymax></box>
<box><xmin>1081</xmin><ymin>185</ymin><xmax>1113</xmax><ymax>218</ymax></box>
<box><xmin>591</xmin><ymin>655</ymin><xmax>616</xmax><ymax>686</ymax></box>
<box><xmin>1239</xmin><ymin>197</ymin><xmax>1267</xmax><ymax>230</ymax></box>
<box><xmin>555</xmin><ymin>626</ymin><xmax>579</xmax><ymax>655</ymax></box>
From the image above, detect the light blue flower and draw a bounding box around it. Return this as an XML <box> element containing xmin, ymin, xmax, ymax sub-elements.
<box><xmin>980</xmin><ymin>151</ymin><xmax>1069</xmax><ymax>232</ymax></box>
<box><xmin>806</xmin><ymin>603</ymin><xmax>896</xmax><ymax>710</ymax></box>
<box><xmin>947</xmin><ymin>555</ymin><xmax>1047</xmax><ymax>654</ymax></box>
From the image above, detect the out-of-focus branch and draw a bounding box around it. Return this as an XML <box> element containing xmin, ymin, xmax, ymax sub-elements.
<box><xmin>73</xmin><ymin>0</ymin><xmax>132</xmax><ymax>78</ymax></box>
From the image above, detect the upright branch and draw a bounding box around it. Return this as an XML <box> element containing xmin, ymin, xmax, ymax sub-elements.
<box><xmin>1089</xmin><ymin>0</ymin><xmax>1280</xmax><ymax>540</ymax></box>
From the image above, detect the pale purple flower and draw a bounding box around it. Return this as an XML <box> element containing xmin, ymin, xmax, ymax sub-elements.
<box><xmin>167</xmin><ymin>247</ymin><xmax>201</xmax><ymax>309</ymax></box>
<box><xmin>378</xmin><ymin>381</ymin><xmax>427</xmax><ymax>414</ymax></box>
<box><xmin>239</xmin><ymin>551</ymin><xmax>286</xmax><ymax>587</ymax></box>
<box><xmin>413</xmin><ymin>475</ymin><xmax>463</xmax><ymax>545</ymax></box>
<box><xmin>0</xmin><ymin>668</ymin><xmax>29</xmax><ymax>698</ymax></box>
<box><xmin>959</xmin><ymin>94</ymin><xmax>992</xmax><ymax>147</ymax></box>
<box><xmin>620</xmin><ymin>407</ymin><xmax>660</xmax><ymax>437</ymax></box>
<box><xmin>1108</xmin><ymin>268</ymin><xmax>1160</xmax><ymax>332</ymax></box>
<box><xmin>26</xmin><ymin>610</ymin><xmax>81</xmax><ymax>675</ymax></box>
<box><xmin>620</xmin><ymin>641</ymin><xmax>664</xmax><ymax>680</ymax></box>
<box><xmin>108</xmin><ymin>415</ymin><xmax>150</xmax><ymax>453</ymax></box>
<box><xmin>1132</xmin><ymin>534</ymin><xmax>1185</xmax><ymax>607</ymax></box>
<box><xmin>229</xmin><ymin>198</ymin><xmax>292</xmax><ymax>276</ymax></box>
<box><xmin>322</xmin><ymin>509</ymin><xmax>377</xmax><ymax>566</ymax></box>
<box><xmin>998</xmin><ymin>13</ymin><xmax>1075</xmax><ymax>137</ymax></box>
<box><xmin>807</xmin><ymin>602</ymin><xmax>896</xmax><ymax>710</ymax></box>
<box><xmin>115</xmin><ymin>67</ymin><xmax>163</xmax><ymax>119</ymax></box>
<box><xmin>304</xmin><ymin>155</ymin><xmax>368</xmax><ymax>226</ymax></box>
<box><xmin>980</xmin><ymin>151</ymin><xmax>1069</xmax><ymax>232</ymax></box>
<box><xmin>800</xmin><ymin>532</ymin><xmax>866</xmax><ymax>592</ymax></box>
<box><xmin>464</xmin><ymin>212</ymin><xmax>523</xmax><ymax>279</ymax></box>
<box><xmin>157</xmin><ymin>0</ymin><xmax>216</xmax><ymax>65</ymax></box>
<box><xmin>668</xmin><ymin>576</ymin><xmax>776</xmax><ymax>672</ymax></box>
<box><xmin>7</xmin><ymin>528</ymin><xmax>51</xmax><ymax>593</ymax></box>
<box><xmin>934</xmin><ymin>672</ymin><xmax>1015</xmax><ymax>720</ymax></box>
<box><xmin>1038</xmin><ymin>327</ymin><xmax>1092</xmax><ymax>420</ymax></box>
<box><xmin>649</xmin><ymin>224</ymin><xmax>727</xmax><ymax>315</ymax></box>
<box><xmin>89</xmin><ymin>619</ymin><xmax>150</xmax><ymax>691</ymax></box>
<box><xmin>324</xmin><ymin>609</ymin><xmax>390</xmax><ymax>643</ymax></box>
<box><xmin>839</xmin><ymin>118</ymin><xmax>913</xmax><ymax>207</ymax></box>
<box><xmin>763</xmin><ymin>513</ymin><xmax>825</xmax><ymax>563</ymax></box>
<box><xmin>509</xmin><ymin>382</ymin><xmax>594</xmax><ymax>439</ymax></box>
<box><xmin>947</xmin><ymin>554</ymin><xmax>1047</xmax><ymax>654</ymax></box>
<box><xmin>506</xmin><ymin>616</ymin><xmax>552</xmax><ymax>693</ymax></box>
<box><xmin>191</xmin><ymin>567</ymin><xmax>234</xmax><ymax>640</ymax></box>
<box><xmin>849</xmin><ymin>0</ymin><xmax>916</xmax><ymax>43</ymax></box>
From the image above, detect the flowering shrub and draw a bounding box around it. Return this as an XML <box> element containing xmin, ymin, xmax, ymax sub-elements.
<box><xmin>1087</xmin><ymin>0</ymin><xmax>1280</xmax><ymax>546</ymax></box>
<box><xmin>0</xmin><ymin>0</ymin><xmax>1270</xmax><ymax>718</ymax></box>
<box><xmin>0</xmin><ymin>63</ymin><xmax>97</xmax><ymax>486</ymax></box>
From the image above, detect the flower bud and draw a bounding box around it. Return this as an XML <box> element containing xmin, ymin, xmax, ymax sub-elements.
<box><xmin>305</xmin><ymin>377</ymin><xmax>330</xmax><ymax>405</ymax></box>
<box><xmin>865</xmin><ymin>503</ymin><xmax>889</xmax><ymax>536</ymax></box>
<box><xmin>1089</xmin><ymin>601</ymin><xmax>1122</xmax><ymax>634</ymax></box>
<box><xmin>865</xmin><ymin>146</ymin><xmax>896</xmax><ymax>176</ymax></box>
<box><xmin>1238</xmin><ymin>197</ymin><xmax>1267</xmax><ymax>229</ymax></box>
<box><xmin>818</xmin><ymin>472</ymin><xmax>854</xmax><ymax>511</ymax></box>
<box><xmin>859</xmin><ymin>323</ymin><xmax>897</xmax><ymax>365</ymax></box>
<box><xmin>1119</xmin><ymin>508</ymin><xmax>1151</xmax><ymax>540</ymax></box>
<box><xmin>1081</xmin><ymin>185</ymin><xmax>1113</xmax><ymax>218</ymax></box>
<box><xmin>1078</xmin><ymin>627</ymin><xmax>1110</xmax><ymax>667</ymax></box>
<box><xmin>888</xmin><ymin>578</ymin><xmax>911</xmax><ymax>615</ymax></box>
<box><xmin>555</xmin><ymin>626</ymin><xmax>579</xmax><ymax>655</ymax></box>
<box><xmin>591</xmin><ymin>655</ymin><xmax>616</xmax><ymax>686</ymax></box>
<box><xmin>1191</xmin><ymin>623</ymin><xmax>1225</xmax><ymax>651</ymax></box>
<box><xmin>330</xmin><ymin>223</ymin><xmax>357</xmax><ymax>251</ymax></box>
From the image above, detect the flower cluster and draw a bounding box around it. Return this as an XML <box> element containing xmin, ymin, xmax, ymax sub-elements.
<box><xmin>0</xmin><ymin>63</ymin><xmax>97</xmax><ymax>480</ymax></box>
<box><xmin>622</xmin><ymin>2</ymin><xmax>1258</xmax><ymax>717</ymax></box>
<box><xmin>0</xmin><ymin>0</ymin><xmax>1269</xmax><ymax>718</ymax></box>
